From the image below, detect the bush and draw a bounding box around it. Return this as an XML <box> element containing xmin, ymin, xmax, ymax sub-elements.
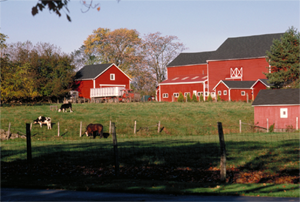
<box><xmin>207</xmin><ymin>93</ymin><xmax>213</xmax><ymax>102</ymax></box>
<box><xmin>187</xmin><ymin>93</ymin><xmax>192</xmax><ymax>102</ymax></box>
<box><xmin>177</xmin><ymin>92</ymin><xmax>184</xmax><ymax>102</ymax></box>
<box><xmin>269</xmin><ymin>123</ymin><xmax>275</xmax><ymax>132</ymax></box>
<box><xmin>192</xmin><ymin>93</ymin><xmax>198</xmax><ymax>102</ymax></box>
<box><xmin>217</xmin><ymin>94</ymin><xmax>221</xmax><ymax>102</ymax></box>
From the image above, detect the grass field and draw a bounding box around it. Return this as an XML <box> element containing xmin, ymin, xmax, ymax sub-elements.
<box><xmin>1</xmin><ymin>102</ymin><xmax>299</xmax><ymax>197</ymax></box>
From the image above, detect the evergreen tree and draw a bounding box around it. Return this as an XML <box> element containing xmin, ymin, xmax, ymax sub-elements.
<box><xmin>265</xmin><ymin>27</ymin><xmax>300</xmax><ymax>88</ymax></box>
<box><xmin>192</xmin><ymin>93</ymin><xmax>198</xmax><ymax>102</ymax></box>
<box><xmin>187</xmin><ymin>93</ymin><xmax>192</xmax><ymax>102</ymax></box>
<box><xmin>207</xmin><ymin>93</ymin><xmax>213</xmax><ymax>102</ymax></box>
<box><xmin>177</xmin><ymin>92</ymin><xmax>184</xmax><ymax>102</ymax></box>
<box><xmin>217</xmin><ymin>94</ymin><xmax>221</xmax><ymax>102</ymax></box>
<box><xmin>200</xmin><ymin>93</ymin><xmax>204</xmax><ymax>102</ymax></box>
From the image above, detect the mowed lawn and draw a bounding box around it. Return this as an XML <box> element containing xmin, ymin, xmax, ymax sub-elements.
<box><xmin>1</xmin><ymin>102</ymin><xmax>299</xmax><ymax>197</ymax></box>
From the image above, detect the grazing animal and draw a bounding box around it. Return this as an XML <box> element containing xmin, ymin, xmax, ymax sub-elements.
<box><xmin>58</xmin><ymin>102</ymin><xmax>73</xmax><ymax>112</ymax></box>
<box><xmin>85</xmin><ymin>124</ymin><xmax>103</xmax><ymax>139</ymax></box>
<box><xmin>33</xmin><ymin>116</ymin><xmax>52</xmax><ymax>129</ymax></box>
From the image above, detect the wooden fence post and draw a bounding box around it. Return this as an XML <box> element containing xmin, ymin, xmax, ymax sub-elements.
<box><xmin>218</xmin><ymin>122</ymin><xmax>226</xmax><ymax>183</ymax></box>
<box><xmin>80</xmin><ymin>121</ymin><xmax>82</xmax><ymax>137</ymax></box>
<box><xmin>158</xmin><ymin>121</ymin><xmax>160</xmax><ymax>133</ymax></box>
<box><xmin>109</xmin><ymin>120</ymin><xmax>112</xmax><ymax>134</ymax></box>
<box><xmin>239</xmin><ymin>120</ymin><xmax>242</xmax><ymax>133</ymax></box>
<box><xmin>134</xmin><ymin>120</ymin><xmax>137</xmax><ymax>134</ymax></box>
<box><xmin>30</xmin><ymin>123</ymin><xmax>32</xmax><ymax>131</ymax></box>
<box><xmin>26</xmin><ymin>123</ymin><xmax>32</xmax><ymax>165</ymax></box>
<box><xmin>246</xmin><ymin>93</ymin><xmax>249</xmax><ymax>103</ymax></box>
<box><xmin>58</xmin><ymin>122</ymin><xmax>60</xmax><ymax>137</ymax></box>
<box><xmin>296</xmin><ymin>117</ymin><xmax>298</xmax><ymax>131</ymax></box>
<box><xmin>267</xmin><ymin>118</ymin><xmax>269</xmax><ymax>132</ymax></box>
<box><xmin>111</xmin><ymin>122</ymin><xmax>119</xmax><ymax>176</ymax></box>
<box><xmin>7</xmin><ymin>123</ymin><xmax>11</xmax><ymax>140</ymax></box>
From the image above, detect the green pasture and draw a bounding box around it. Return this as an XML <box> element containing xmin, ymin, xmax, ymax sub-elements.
<box><xmin>1</xmin><ymin>102</ymin><xmax>299</xmax><ymax>197</ymax></box>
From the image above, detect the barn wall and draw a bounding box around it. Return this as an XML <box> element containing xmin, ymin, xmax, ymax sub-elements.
<box><xmin>214</xmin><ymin>82</ymin><xmax>229</xmax><ymax>101</ymax></box>
<box><xmin>254</xmin><ymin>105</ymin><xmax>300</xmax><ymax>130</ymax></box>
<box><xmin>167</xmin><ymin>64</ymin><xmax>207</xmax><ymax>78</ymax></box>
<box><xmin>252</xmin><ymin>81</ymin><xmax>267</xmax><ymax>100</ymax></box>
<box><xmin>230</xmin><ymin>89</ymin><xmax>252</xmax><ymax>101</ymax></box>
<box><xmin>95</xmin><ymin>65</ymin><xmax>130</xmax><ymax>89</ymax></box>
<box><xmin>208</xmin><ymin>58</ymin><xmax>268</xmax><ymax>92</ymax></box>
<box><xmin>74</xmin><ymin>80</ymin><xmax>93</xmax><ymax>99</ymax></box>
<box><xmin>159</xmin><ymin>83</ymin><xmax>204</xmax><ymax>102</ymax></box>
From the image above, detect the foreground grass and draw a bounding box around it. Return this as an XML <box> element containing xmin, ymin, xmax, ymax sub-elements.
<box><xmin>1</xmin><ymin>102</ymin><xmax>299</xmax><ymax>197</ymax></box>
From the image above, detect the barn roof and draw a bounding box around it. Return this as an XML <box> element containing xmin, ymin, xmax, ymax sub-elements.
<box><xmin>167</xmin><ymin>51</ymin><xmax>214</xmax><ymax>67</ymax></box>
<box><xmin>159</xmin><ymin>74</ymin><xmax>207</xmax><ymax>85</ymax></box>
<box><xmin>208</xmin><ymin>33</ymin><xmax>283</xmax><ymax>61</ymax></box>
<box><xmin>75</xmin><ymin>64</ymin><xmax>113</xmax><ymax>80</ymax></box>
<box><xmin>213</xmin><ymin>80</ymin><xmax>256</xmax><ymax>90</ymax></box>
<box><xmin>75</xmin><ymin>63</ymin><xmax>131</xmax><ymax>81</ymax></box>
<box><xmin>252</xmin><ymin>89</ymin><xmax>300</xmax><ymax>106</ymax></box>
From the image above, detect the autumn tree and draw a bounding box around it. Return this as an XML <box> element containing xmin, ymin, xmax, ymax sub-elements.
<box><xmin>141</xmin><ymin>32</ymin><xmax>186</xmax><ymax>84</ymax></box>
<box><xmin>84</xmin><ymin>28</ymin><xmax>142</xmax><ymax>74</ymax></box>
<box><xmin>0</xmin><ymin>32</ymin><xmax>8</xmax><ymax>57</ymax></box>
<box><xmin>265</xmin><ymin>27</ymin><xmax>300</xmax><ymax>88</ymax></box>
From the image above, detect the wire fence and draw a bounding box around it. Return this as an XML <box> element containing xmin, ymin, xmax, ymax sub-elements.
<box><xmin>0</xmin><ymin>122</ymin><xmax>300</xmax><ymax>182</ymax></box>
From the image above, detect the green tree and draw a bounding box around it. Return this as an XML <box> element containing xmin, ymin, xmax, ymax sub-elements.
<box><xmin>207</xmin><ymin>93</ymin><xmax>213</xmax><ymax>102</ymax></box>
<box><xmin>265</xmin><ymin>27</ymin><xmax>300</xmax><ymax>88</ymax></box>
<box><xmin>84</xmin><ymin>28</ymin><xmax>141</xmax><ymax>74</ymax></box>
<box><xmin>177</xmin><ymin>92</ymin><xmax>184</xmax><ymax>102</ymax></box>
<box><xmin>186</xmin><ymin>93</ymin><xmax>192</xmax><ymax>102</ymax></box>
<box><xmin>199</xmin><ymin>93</ymin><xmax>204</xmax><ymax>102</ymax></box>
<box><xmin>217</xmin><ymin>94</ymin><xmax>221</xmax><ymax>102</ymax></box>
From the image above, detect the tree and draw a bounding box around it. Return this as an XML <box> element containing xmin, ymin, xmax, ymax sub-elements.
<box><xmin>0</xmin><ymin>32</ymin><xmax>8</xmax><ymax>57</ymax></box>
<box><xmin>192</xmin><ymin>93</ymin><xmax>198</xmax><ymax>102</ymax></box>
<box><xmin>177</xmin><ymin>92</ymin><xmax>184</xmax><ymax>102</ymax></box>
<box><xmin>207</xmin><ymin>93</ymin><xmax>213</xmax><ymax>102</ymax></box>
<box><xmin>186</xmin><ymin>93</ymin><xmax>192</xmax><ymax>102</ymax></box>
<box><xmin>265</xmin><ymin>27</ymin><xmax>300</xmax><ymax>89</ymax></box>
<box><xmin>142</xmin><ymin>32</ymin><xmax>186</xmax><ymax>84</ymax></box>
<box><xmin>71</xmin><ymin>45</ymin><xmax>100</xmax><ymax>71</ymax></box>
<box><xmin>199</xmin><ymin>93</ymin><xmax>204</xmax><ymax>102</ymax></box>
<box><xmin>84</xmin><ymin>28</ymin><xmax>142</xmax><ymax>74</ymax></box>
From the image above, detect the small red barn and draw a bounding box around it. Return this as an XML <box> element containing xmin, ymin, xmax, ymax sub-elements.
<box><xmin>74</xmin><ymin>63</ymin><xmax>131</xmax><ymax>99</ymax></box>
<box><xmin>252</xmin><ymin>89</ymin><xmax>300</xmax><ymax>131</ymax></box>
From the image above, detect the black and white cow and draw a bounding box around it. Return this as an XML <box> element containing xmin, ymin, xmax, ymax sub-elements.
<box><xmin>58</xmin><ymin>102</ymin><xmax>73</xmax><ymax>112</ymax></box>
<box><xmin>33</xmin><ymin>116</ymin><xmax>52</xmax><ymax>129</ymax></box>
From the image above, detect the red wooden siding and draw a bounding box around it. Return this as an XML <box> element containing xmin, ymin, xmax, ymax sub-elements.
<box><xmin>208</xmin><ymin>58</ymin><xmax>269</xmax><ymax>92</ymax></box>
<box><xmin>254</xmin><ymin>105</ymin><xmax>300</xmax><ymax>130</ymax></box>
<box><xmin>167</xmin><ymin>64</ymin><xmax>207</xmax><ymax>78</ymax></box>
<box><xmin>214</xmin><ymin>82</ymin><xmax>229</xmax><ymax>101</ymax></box>
<box><xmin>230</xmin><ymin>89</ymin><xmax>252</xmax><ymax>101</ymax></box>
<box><xmin>159</xmin><ymin>83</ymin><xmax>204</xmax><ymax>102</ymax></box>
<box><xmin>94</xmin><ymin>65</ymin><xmax>130</xmax><ymax>89</ymax></box>
<box><xmin>252</xmin><ymin>81</ymin><xmax>268</xmax><ymax>100</ymax></box>
<box><xmin>74</xmin><ymin>80</ymin><xmax>93</xmax><ymax>99</ymax></box>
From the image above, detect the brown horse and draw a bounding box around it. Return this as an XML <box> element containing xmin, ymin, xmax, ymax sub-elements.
<box><xmin>85</xmin><ymin>124</ymin><xmax>103</xmax><ymax>139</ymax></box>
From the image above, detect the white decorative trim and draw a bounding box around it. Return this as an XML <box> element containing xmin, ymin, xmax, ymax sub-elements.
<box><xmin>159</xmin><ymin>80</ymin><xmax>207</xmax><ymax>85</ymax></box>
<box><xmin>100</xmin><ymin>84</ymin><xmax>126</xmax><ymax>87</ymax></box>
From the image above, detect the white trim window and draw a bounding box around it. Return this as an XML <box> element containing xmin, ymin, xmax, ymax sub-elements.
<box><xmin>197</xmin><ymin>92</ymin><xmax>203</xmax><ymax>97</ymax></box>
<box><xmin>193</xmin><ymin>90</ymin><xmax>197</xmax><ymax>95</ymax></box>
<box><xmin>205</xmin><ymin>92</ymin><xmax>208</xmax><ymax>96</ymax></box>
<box><xmin>110</xmin><ymin>73</ymin><xmax>115</xmax><ymax>80</ymax></box>
<box><xmin>241</xmin><ymin>91</ymin><xmax>245</xmax><ymax>96</ymax></box>
<box><xmin>280</xmin><ymin>108</ymin><xmax>288</xmax><ymax>118</ymax></box>
<box><xmin>223</xmin><ymin>90</ymin><xmax>227</xmax><ymax>95</ymax></box>
<box><xmin>163</xmin><ymin>93</ymin><xmax>168</xmax><ymax>98</ymax></box>
<box><xmin>218</xmin><ymin>91</ymin><xmax>221</xmax><ymax>95</ymax></box>
<box><xmin>173</xmin><ymin>93</ymin><xmax>179</xmax><ymax>98</ymax></box>
<box><xmin>184</xmin><ymin>92</ymin><xmax>190</xmax><ymax>97</ymax></box>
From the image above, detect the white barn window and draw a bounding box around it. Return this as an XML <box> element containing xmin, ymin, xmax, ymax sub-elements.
<box><xmin>163</xmin><ymin>93</ymin><xmax>168</xmax><ymax>98</ymax></box>
<box><xmin>241</xmin><ymin>91</ymin><xmax>245</xmax><ymax>96</ymax></box>
<box><xmin>110</xmin><ymin>74</ymin><xmax>115</xmax><ymax>80</ymax></box>
<box><xmin>218</xmin><ymin>91</ymin><xmax>221</xmax><ymax>95</ymax></box>
<box><xmin>173</xmin><ymin>93</ymin><xmax>179</xmax><ymax>98</ymax></box>
<box><xmin>280</xmin><ymin>108</ymin><xmax>288</xmax><ymax>118</ymax></box>
<box><xmin>223</xmin><ymin>90</ymin><xmax>227</xmax><ymax>95</ymax></box>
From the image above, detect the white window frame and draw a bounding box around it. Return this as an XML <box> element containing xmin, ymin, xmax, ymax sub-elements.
<box><xmin>241</xmin><ymin>91</ymin><xmax>245</xmax><ymax>96</ymax></box>
<box><xmin>280</xmin><ymin>108</ymin><xmax>288</xmax><ymax>118</ymax></box>
<box><xmin>197</xmin><ymin>92</ymin><xmax>202</xmax><ymax>97</ymax></box>
<box><xmin>218</xmin><ymin>91</ymin><xmax>221</xmax><ymax>95</ymax></box>
<box><xmin>223</xmin><ymin>90</ymin><xmax>227</xmax><ymax>95</ymax></box>
<box><xmin>193</xmin><ymin>90</ymin><xmax>197</xmax><ymax>96</ymax></box>
<box><xmin>110</xmin><ymin>73</ymin><xmax>115</xmax><ymax>80</ymax></box>
<box><xmin>184</xmin><ymin>92</ymin><xmax>189</xmax><ymax>97</ymax></box>
<box><xmin>163</xmin><ymin>93</ymin><xmax>168</xmax><ymax>98</ymax></box>
<box><xmin>205</xmin><ymin>92</ymin><xmax>208</xmax><ymax>96</ymax></box>
<box><xmin>173</xmin><ymin>93</ymin><xmax>179</xmax><ymax>98</ymax></box>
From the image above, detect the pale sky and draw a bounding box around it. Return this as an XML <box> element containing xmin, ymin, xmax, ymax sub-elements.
<box><xmin>1</xmin><ymin>0</ymin><xmax>299</xmax><ymax>54</ymax></box>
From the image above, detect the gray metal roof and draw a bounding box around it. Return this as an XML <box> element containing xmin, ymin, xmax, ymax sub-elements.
<box><xmin>208</xmin><ymin>33</ymin><xmax>283</xmax><ymax>61</ymax></box>
<box><xmin>167</xmin><ymin>51</ymin><xmax>214</xmax><ymax>67</ymax></box>
<box><xmin>222</xmin><ymin>80</ymin><xmax>256</xmax><ymax>89</ymax></box>
<box><xmin>75</xmin><ymin>64</ymin><xmax>112</xmax><ymax>80</ymax></box>
<box><xmin>252</xmin><ymin>89</ymin><xmax>300</xmax><ymax>106</ymax></box>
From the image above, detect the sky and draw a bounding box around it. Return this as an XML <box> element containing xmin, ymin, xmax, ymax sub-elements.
<box><xmin>1</xmin><ymin>0</ymin><xmax>299</xmax><ymax>55</ymax></box>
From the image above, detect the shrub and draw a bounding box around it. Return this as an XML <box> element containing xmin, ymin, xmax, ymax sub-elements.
<box><xmin>192</xmin><ymin>93</ymin><xmax>198</xmax><ymax>102</ymax></box>
<box><xmin>177</xmin><ymin>92</ymin><xmax>184</xmax><ymax>102</ymax></box>
<box><xmin>217</xmin><ymin>94</ymin><xmax>221</xmax><ymax>102</ymax></box>
<box><xmin>187</xmin><ymin>93</ymin><xmax>192</xmax><ymax>102</ymax></box>
<box><xmin>269</xmin><ymin>123</ymin><xmax>275</xmax><ymax>132</ymax></box>
<box><xmin>207</xmin><ymin>93</ymin><xmax>213</xmax><ymax>102</ymax></box>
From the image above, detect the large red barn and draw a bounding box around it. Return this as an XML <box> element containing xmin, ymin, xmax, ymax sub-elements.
<box><xmin>74</xmin><ymin>63</ymin><xmax>131</xmax><ymax>99</ymax></box>
<box><xmin>157</xmin><ymin>33</ymin><xmax>283</xmax><ymax>102</ymax></box>
<box><xmin>252</xmin><ymin>89</ymin><xmax>300</xmax><ymax>131</ymax></box>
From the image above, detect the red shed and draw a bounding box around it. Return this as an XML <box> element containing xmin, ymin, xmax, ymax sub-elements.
<box><xmin>74</xmin><ymin>63</ymin><xmax>131</xmax><ymax>99</ymax></box>
<box><xmin>252</xmin><ymin>89</ymin><xmax>300</xmax><ymax>132</ymax></box>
